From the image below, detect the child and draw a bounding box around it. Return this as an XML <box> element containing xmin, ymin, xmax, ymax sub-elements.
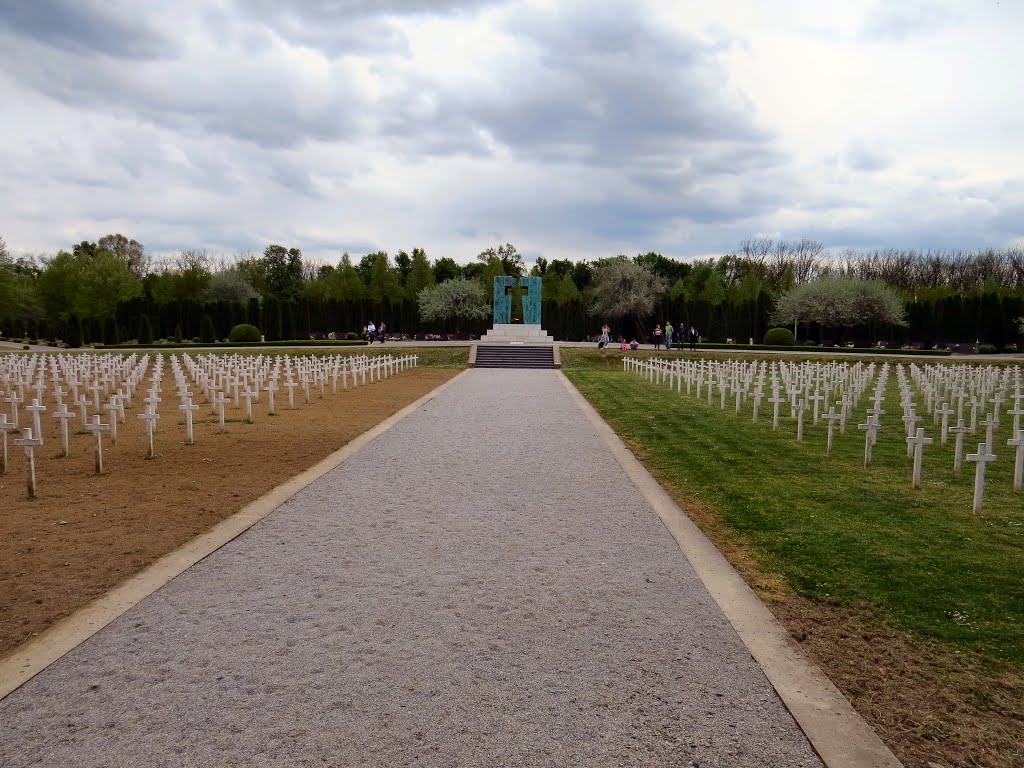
<box><xmin>620</xmin><ymin>338</ymin><xmax>628</xmax><ymax>351</ymax></box>
<box><xmin>629</xmin><ymin>338</ymin><xmax>639</xmax><ymax>350</ymax></box>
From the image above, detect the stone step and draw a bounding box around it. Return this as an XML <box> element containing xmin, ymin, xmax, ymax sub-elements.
<box><xmin>474</xmin><ymin>346</ymin><xmax>557</xmax><ymax>369</ymax></box>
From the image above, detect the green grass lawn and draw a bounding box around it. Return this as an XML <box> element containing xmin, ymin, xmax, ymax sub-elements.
<box><xmin>565</xmin><ymin>356</ymin><xmax>1024</xmax><ymax>669</ymax></box>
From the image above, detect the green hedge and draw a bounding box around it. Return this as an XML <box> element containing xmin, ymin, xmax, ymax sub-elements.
<box><xmin>95</xmin><ymin>339</ymin><xmax>369</xmax><ymax>349</ymax></box>
<box><xmin>665</xmin><ymin>343</ymin><xmax>954</xmax><ymax>356</ymax></box>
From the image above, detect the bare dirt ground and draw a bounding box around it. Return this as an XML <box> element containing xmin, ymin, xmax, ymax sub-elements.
<box><xmin>0</xmin><ymin>368</ymin><xmax>458</xmax><ymax>659</ymax></box>
<box><xmin>655</xmin><ymin>475</ymin><xmax>1024</xmax><ymax>768</ymax></box>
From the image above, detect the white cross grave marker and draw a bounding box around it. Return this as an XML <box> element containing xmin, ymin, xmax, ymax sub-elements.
<box><xmin>103</xmin><ymin>399</ymin><xmax>120</xmax><ymax>444</ymax></box>
<box><xmin>768</xmin><ymin>393</ymin><xmax>785</xmax><ymax>431</ymax></box>
<box><xmin>824</xmin><ymin>407</ymin><xmax>840</xmax><ymax>455</ymax></box>
<box><xmin>52</xmin><ymin>403</ymin><xmax>76</xmax><ymax>457</ymax></box>
<box><xmin>212</xmin><ymin>392</ymin><xmax>230</xmax><ymax>433</ymax></box>
<box><xmin>980</xmin><ymin>413</ymin><xmax>997</xmax><ymax>451</ymax></box>
<box><xmin>180</xmin><ymin>398</ymin><xmax>200</xmax><ymax>445</ymax></box>
<box><xmin>5</xmin><ymin>391</ymin><xmax>22</xmax><ymax>428</ymax></box>
<box><xmin>241</xmin><ymin>388</ymin><xmax>256</xmax><ymax>423</ymax></box>
<box><xmin>965</xmin><ymin>442</ymin><xmax>997</xmax><ymax>514</ymax></box>
<box><xmin>1008</xmin><ymin>433</ymin><xmax>1024</xmax><ymax>492</ymax></box>
<box><xmin>1008</xmin><ymin>406</ymin><xmax>1024</xmax><ymax>440</ymax></box>
<box><xmin>83</xmin><ymin>414</ymin><xmax>110</xmax><ymax>474</ymax></box>
<box><xmin>76</xmin><ymin>395</ymin><xmax>89</xmax><ymax>425</ymax></box>
<box><xmin>265</xmin><ymin>381</ymin><xmax>277</xmax><ymax>416</ymax></box>
<box><xmin>907</xmin><ymin>428</ymin><xmax>934</xmax><ymax>489</ymax></box>
<box><xmin>13</xmin><ymin>427</ymin><xmax>44</xmax><ymax>498</ymax></box>
<box><xmin>25</xmin><ymin>398</ymin><xmax>46</xmax><ymax>442</ymax></box>
<box><xmin>935</xmin><ymin>402</ymin><xmax>954</xmax><ymax>444</ymax></box>
<box><xmin>0</xmin><ymin>414</ymin><xmax>16</xmax><ymax>475</ymax></box>
<box><xmin>858</xmin><ymin>416</ymin><xmax>880</xmax><ymax>466</ymax></box>
<box><xmin>137</xmin><ymin>408</ymin><xmax>159</xmax><ymax>459</ymax></box>
<box><xmin>949</xmin><ymin>418</ymin><xmax>968</xmax><ymax>473</ymax></box>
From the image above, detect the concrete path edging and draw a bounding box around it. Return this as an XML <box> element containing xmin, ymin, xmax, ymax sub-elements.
<box><xmin>557</xmin><ymin>371</ymin><xmax>903</xmax><ymax>768</ymax></box>
<box><xmin>0</xmin><ymin>370</ymin><xmax>469</xmax><ymax>702</ymax></box>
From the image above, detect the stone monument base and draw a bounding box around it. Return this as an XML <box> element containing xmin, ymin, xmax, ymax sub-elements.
<box><xmin>479</xmin><ymin>324</ymin><xmax>555</xmax><ymax>345</ymax></box>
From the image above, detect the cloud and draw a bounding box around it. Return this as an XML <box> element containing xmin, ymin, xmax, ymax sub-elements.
<box><xmin>843</xmin><ymin>142</ymin><xmax>891</xmax><ymax>172</ymax></box>
<box><xmin>453</xmin><ymin>4</ymin><xmax>773</xmax><ymax>167</ymax></box>
<box><xmin>0</xmin><ymin>0</ymin><xmax>177</xmax><ymax>59</ymax></box>
<box><xmin>0</xmin><ymin>0</ymin><xmax>1021</xmax><ymax>266</ymax></box>
<box><xmin>859</xmin><ymin>1</ymin><xmax>957</xmax><ymax>43</ymax></box>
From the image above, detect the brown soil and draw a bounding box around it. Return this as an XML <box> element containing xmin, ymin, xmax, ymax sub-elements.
<box><xmin>657</xmin><ymin>476</ymin><xmax>1024</xmax><ymax>768</ymax></box>
<box><xmin>0</xmin><ymin>368</ymin><xmax>458</xmax><ymax>659</ymax></box>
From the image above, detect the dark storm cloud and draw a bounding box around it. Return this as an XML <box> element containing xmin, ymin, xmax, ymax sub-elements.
<box><xmin>0</xmin><ymin>0</ymin><xmax>177</xmax><ymax>59</ymax></box>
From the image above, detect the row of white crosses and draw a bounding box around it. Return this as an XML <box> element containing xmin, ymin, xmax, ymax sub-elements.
<box><xmin>0</xmin><ymin>351</ymin><xmax>418</xmax><ymax>498</ymax></box>
<box><xmin>1</xmin><ymin>352</ymin><xmax>153</xmax><ymax>494</ymax></box>
<box><xmin>624</xmin><ymin>355</ymin><xmax>1024</xmax><ymax>513</ymax></box>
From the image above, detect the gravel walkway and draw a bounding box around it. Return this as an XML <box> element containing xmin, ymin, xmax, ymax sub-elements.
<box><xmin>0</xmin><ymin>370</ymin><xmax>821</xmax><ymax>767</ymax></box>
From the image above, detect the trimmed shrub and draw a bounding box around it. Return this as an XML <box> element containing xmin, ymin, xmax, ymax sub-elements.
<box><xmin>345</xmin><ymin>331</ymin><xmax>360</xmax><ymax>340</ymax></box>
<box><xmin>229</xmin><ymin>323</ymin><xmax>262</xmax><ymax>343</ymax></box>
<box><xmin>763</xmin><ymin>327</ymin><xmax>795</xmax><ymax>346</ymax></box>
<box><xmin>1004</xmin><ymin>344</ymin><xmax>1019</xmax><ymax>353</ymax></box>
<box><xmin>978</xmin><ymin>344</ymin><xmax>998</xmax><ymax>354</ymax></box>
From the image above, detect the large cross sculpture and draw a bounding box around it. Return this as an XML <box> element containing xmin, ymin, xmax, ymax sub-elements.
<box><xmin>491</xmin><ymin>276</ymin><xmax>542</xmax><ymax>325</ymax></box>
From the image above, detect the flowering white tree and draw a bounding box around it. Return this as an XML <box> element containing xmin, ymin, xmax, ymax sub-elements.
<box><xmin>417</xmin><ymin>277</ymin><xmax>490</xmax><ymax>327</ymax></box>
<box><xmin>770</xmin><ymin>278</ymin><xmax>907</xmax><ymax>330</ymax></box>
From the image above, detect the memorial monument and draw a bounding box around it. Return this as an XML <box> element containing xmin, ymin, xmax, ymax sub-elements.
<box><xmin>479</xmin><ymin>275</ymin><xmax>554</xmax><ymax>344</ymax></box>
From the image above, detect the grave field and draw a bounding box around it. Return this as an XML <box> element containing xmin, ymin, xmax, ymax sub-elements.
<box><xmin>564</xmin><ymin>350</ymin><xmax>1023</xmax><ymax>768</ymax></box>
<box><xmin>0</xmin><ymin>361</ymin><xmax>460</xmax><ymax>659</ymax></box>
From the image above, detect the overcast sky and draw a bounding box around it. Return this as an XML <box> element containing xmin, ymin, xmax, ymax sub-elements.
<box><xmin>1</xmin><ymin>0</ymin><xmax>1022</xmax><ymax>266</ymax></box>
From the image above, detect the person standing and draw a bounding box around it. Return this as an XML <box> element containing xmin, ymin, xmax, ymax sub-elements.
<box><xmin>378</xmin><ymin>321</ymin><xmax>387</xmax><ymax>344</ymax></box>
<box><xmin>664</xmin><ymin>320</ymin><xmax>674</xmax><ymax>351</ymax></box>
<box><xmin>689</xmin><ymin>325</ymin><xmax>698</xmax><ymax>351</ymax></box>
<box><xmin>599</xmin><ymin>323</ymin><xmax>610</xmax><ymax>348</ymax></box>
<box><xmin>652</xmin><ymin>324</ymin><xmax>663</xmax><ymax>349</ymax></box>
<box><xmin>366</xmin><ymin>320</ymin><xmax>376</xmax><ymax>344</ymax></box>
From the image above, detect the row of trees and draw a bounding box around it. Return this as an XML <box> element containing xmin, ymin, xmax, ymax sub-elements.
<box><xmin>2</xmin><ymin>234</ymin><xmax>1022</xmax><ymax>347</ymax></box>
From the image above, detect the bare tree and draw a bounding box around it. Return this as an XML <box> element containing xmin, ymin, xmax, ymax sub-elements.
<box><xmin>175</xmin><ymin>249</ymin><xmax>210</xmax><ymax>272</ymax></box>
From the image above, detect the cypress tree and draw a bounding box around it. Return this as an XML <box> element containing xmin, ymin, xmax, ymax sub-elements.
<box><xmin>138</xmin><ymin>314</ymin><xmax>154</xmax><ymax>344</ymax></box>
<box><xmin>66</xmin><ymin>314</ymin><xmax>83</xmax><ymax>348</ymax></box>
<box><xmin>102</xmin><ymin>316</ymin><xmax>120</xmax><ymax>345</ymax></box>
<box><xmin>200</xmin><ymin>314</ymin><xmax>217</xmax><ymax>344</ymax></box>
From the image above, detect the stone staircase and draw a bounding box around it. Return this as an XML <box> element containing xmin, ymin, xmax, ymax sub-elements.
<box><xmin>473</xmin><ymin>345</ymin><xmax>557</xmax><ymax>369</ymax></box>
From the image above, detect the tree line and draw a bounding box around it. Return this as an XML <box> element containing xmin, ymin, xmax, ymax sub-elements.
<box><xmin>1</xmin><ymin>234</ymin><xmax>1021</xmax><ymax>347</ymax></box>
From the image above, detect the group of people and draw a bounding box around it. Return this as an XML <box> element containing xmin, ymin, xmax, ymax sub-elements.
<box><xmin>598</xmin><ymin>322</ymin><xmax>699</xmax><ymax>351</ymax></box>
<box><xmin>652</xmin><ymin>322</ymin><xmax>699</xmax><ymax>351</ymax></box>
<box><xmin>363</xmin><ymin>321</ymin><xmax>387</xmax><ymax>344</ymax></box>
